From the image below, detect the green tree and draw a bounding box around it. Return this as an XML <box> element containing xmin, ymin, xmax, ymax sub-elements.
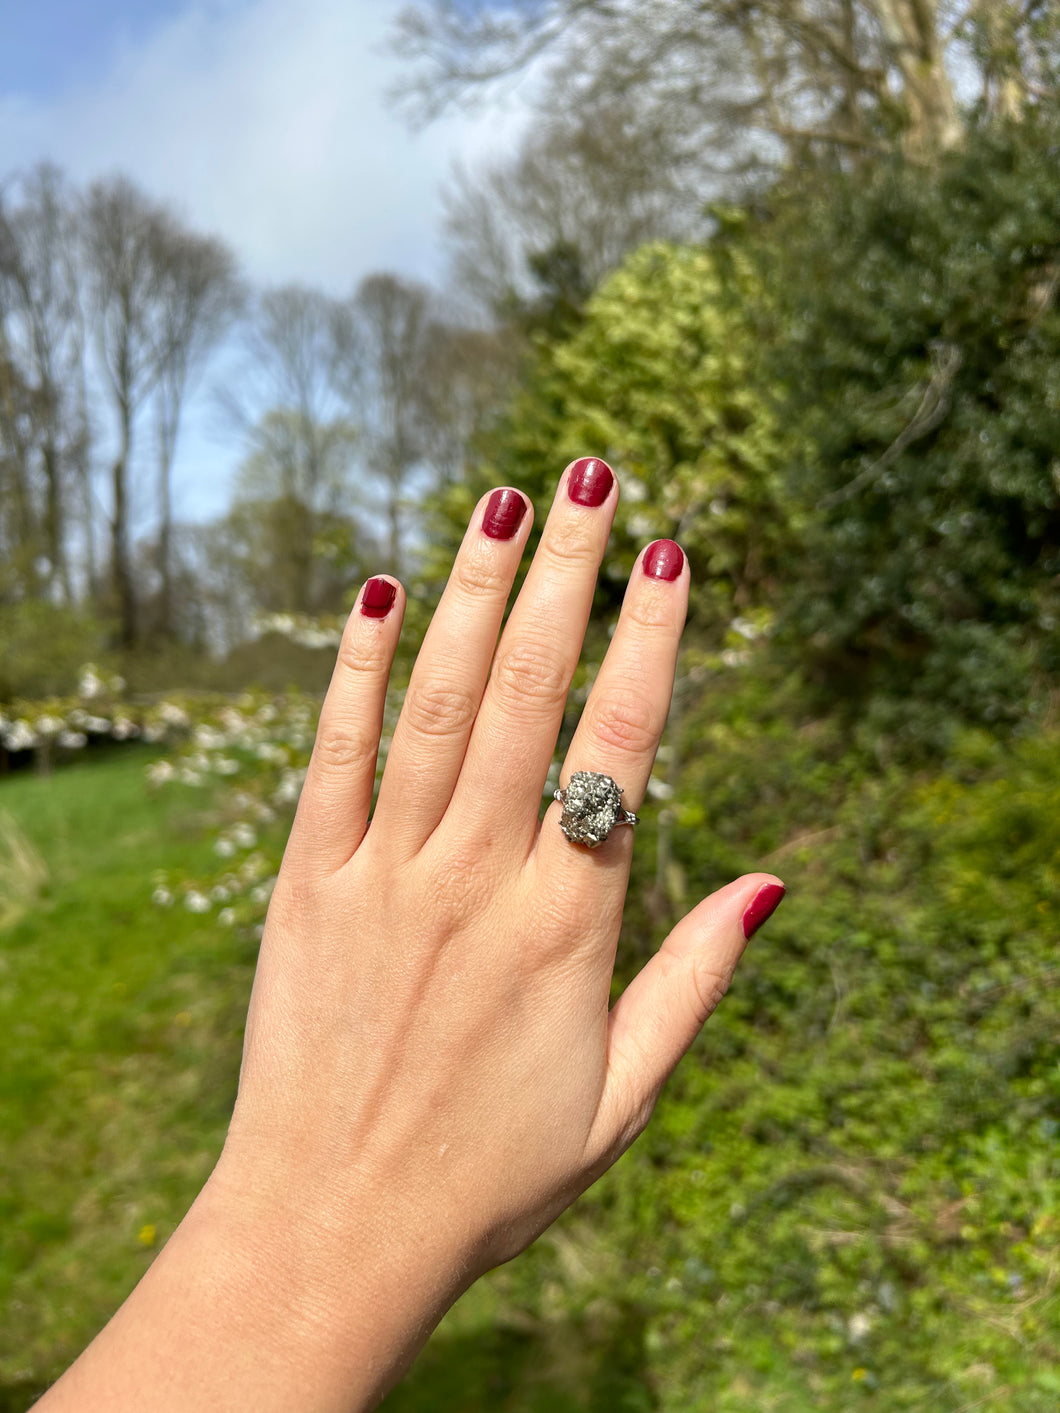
<box><xmin>746</xmin><ymin>114</ymin><xmax>1060</xmax><ymax>744</ymax></box>
<box><xmin>431</xmin><ymin>240</ymin><xmax>789</xmax><ymax>638</ymax></box>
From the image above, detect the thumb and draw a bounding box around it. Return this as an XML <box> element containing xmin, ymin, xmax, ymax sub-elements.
<box><xmin>591</xmin><ymin>874</ymin><xmax>785</xmax><ymax>1159</ymax></box>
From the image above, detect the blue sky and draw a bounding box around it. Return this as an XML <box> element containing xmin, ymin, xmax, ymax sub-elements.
<box><xmin>1</xmin><ymin>0</ymin><xmax>188</xmax><ymax>98</ymax></box>
<box><xmin>0</xmin><ymin>0</ymin><xmax>529</xmax><ymax>528</ymax></box>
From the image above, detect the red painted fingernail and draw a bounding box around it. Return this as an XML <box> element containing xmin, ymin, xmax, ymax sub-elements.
<box><xmin>742</xmin><ymin>882</ymin><xmax>786</xmax><ymax>939</ymax></box>
<box><xmin>482</xmin><ymin>487</ymin><xmax>528</xmax><ymax>540</ymax></box>
<box><xmin>361</xmin><ymin>577</ymin><xmax>396</xmax><ymax>618</ymax></box>
<box><xmin>567</xmin><ymin>457</ymin><xmax>614</xmax><ymax>507</ymax></box>
<box><xmin>642</xmin><ymin>539</ymin><xmax>684</xmax><ymax>580</ymax></box>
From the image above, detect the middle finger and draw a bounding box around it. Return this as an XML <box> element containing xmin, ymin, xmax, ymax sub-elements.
<box><xmin>445</xmin><ymin>457</ymin><xmax>618</xmax><ymax>858</ymax></box>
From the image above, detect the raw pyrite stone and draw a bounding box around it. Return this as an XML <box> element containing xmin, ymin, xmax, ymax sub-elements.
<box><xmin>558</xmin><ymin>771</ymin><xmax>624</xmax><ymax>847</ymax></box>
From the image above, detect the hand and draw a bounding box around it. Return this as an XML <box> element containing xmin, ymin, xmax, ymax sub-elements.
<box><xmin>38</xmin><ymin>459</ymin><xmax>783</xmax><ymax>1413</ymax></box>
<box><xmin>218</xmin><ymin>455</ymin><xmax>782</xmax><ymax>1352</ymax></box>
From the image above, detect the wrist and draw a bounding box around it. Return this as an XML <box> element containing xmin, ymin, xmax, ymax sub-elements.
<box><xmin>39</xmin><ymin>1158</ymin><xmax>463</xmax><ymax>1413</ymax></box>
<box><xmin>194</xmin><ymin>1151</ymin><xmax>467</xmax><ymax>1405</ymax></box>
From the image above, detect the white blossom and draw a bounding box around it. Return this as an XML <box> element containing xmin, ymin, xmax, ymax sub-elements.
<box><xmin>210</xmin><ymin>884</ymin><xmax>231</xmax><ymax>903</ymax></box>
<box><xmin>218</xmin><ymin>908</ymin><xmax>236</xmax><ymax>927</ymax></box>
<box><xmin>194</xmin><ymin>725</ymin><xmax>227</xmax><ymax>750</ymax></box>
<box><xmin>617</xmin><ymin>471</ymin><xmax>648</xmax><ymax>502</ymax></box>
<box><xmin>273</xmin><ymin>768</ymin><xmax>306</xmax><ymax>805</ymax></box>
<box><xmin>111</xmin><ymin>716</ymin><xmax>138</xmax><ymax>740</ymax></box>
<box><xmin>214</xmin><ymin>838</ymin><xmax>237</xmax><ymax>858</ymax></box>
<box><xmin>159</xmin><ymin>702</ymin><xmax>190</xmax><ymax>728</ymax></box>
<box><xmin>249</xmin><ymin>878</ymin><xmax>275</xmax><ymax>905</ymax></box>
<box><xmin>78</xmin><ymin>665</ymin><xmax>104</xmax><ymax>699</ymax></box>
<box><xmin>4</xmin><ymin>720</ymin><xmax>37</xmax><ymax>751</ymax></box>
<box><xmin>231</xmin><ymin>823</ymin><xmax>257</xmax><ymax>850</ymax></box>
<box><xmin>147</xmin><ymin>760</ymin><xmax>176</xmax><ymax>785</ymax></box>
<box><xmin>730</xmin><ymin>616</ymin><xmax>764</xmax><ymax>641</ymax></box>
<box><xmin>152</xmin><ymin>887</ymin><xmax>174</xmax><ymax>907</ymax></box>
<box><xmin>184</xmin><ymin>890</ymin><xmax>210</xmax><ymax>913</ymax></box>
<box><xmin>848</xmin><ymin>1312</ymin><xmax>873</xmax><ymax>1341</ymax></box>
<box><xmin>35</xmin><ymin>714</ymin><xmax>63</xmax><ymax>735</ymax></box>
<box><xmin>58</xmin><ymin>730</ymin><xmax>87</xmax><ymax>750</ymax></box>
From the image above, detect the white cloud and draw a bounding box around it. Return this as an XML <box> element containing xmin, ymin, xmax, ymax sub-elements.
<box><xmin>0</xmin><ymin>0</ymin><xmax>533</xmax><ymax>522</ymax></box>
<box><xmin>0</xmin><ymin>0</ymin><xmax>531</xmax><ymax>292</ymax></box>
<box><xmin>0</xmin><ymin>0</ymin><xmax>529</xmax><ymax>291</ymax></box>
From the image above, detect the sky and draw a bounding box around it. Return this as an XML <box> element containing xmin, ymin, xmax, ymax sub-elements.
<box><xmin>0</xmin><ymin>0</ymin><xmax>531</xmax><ymax>527</ymax></box>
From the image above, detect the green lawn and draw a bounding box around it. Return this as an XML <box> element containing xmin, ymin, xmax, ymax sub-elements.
<box><xmin>0</xmin><ymin>748</ymin><xmax>264</xmax><ymax>1406</ymax></box>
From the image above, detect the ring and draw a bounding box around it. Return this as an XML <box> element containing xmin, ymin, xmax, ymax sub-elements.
<box><xmin>554</xmin><ymin>771</ymin><xmax>639</xmax><ymax>848</ymax></box>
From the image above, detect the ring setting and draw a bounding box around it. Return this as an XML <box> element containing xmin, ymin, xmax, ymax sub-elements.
<box><xmin>554</xmin><ymin>771</ymin><xmax>638</xmax><ymax>847</ymax></box>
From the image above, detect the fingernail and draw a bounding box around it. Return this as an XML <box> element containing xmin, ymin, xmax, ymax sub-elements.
<box><xmin>567</xmin><ymin>457</ymin><xmax>614</xmax><ymax>507</ymax></box>
<box><xmin>482</xmin><ymin>487</ymin><xmax>528</xmax><ymax>540</ymax></box>
<box><xmin>742</xmin><ymin>882</ymin><xmax>786</xmax><ymax>939</ymax></box>
<box><xmin>361</xmin><ymin>577</ymin><xmax>396</xmax><ymax>619</ymax></box>
<box><xmin>642</xmin><ymin>539</ymin><xmax>684</xmax><ymax>581</ymax></box>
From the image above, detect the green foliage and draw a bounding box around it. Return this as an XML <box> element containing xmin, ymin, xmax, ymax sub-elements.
<box><xmin>0</xmin><ymin>603</ymin><xmax>112</xmax><ymax>704</ymax></box>
<box><xmin>427</xmin><ymin>241</ymin><xmax>790</xmax><ymax>642</ymax></box>
<box><xmin>744</xmin><ymin>114</ymin><xmax>1060</xmax><ymax>744</ymax></box>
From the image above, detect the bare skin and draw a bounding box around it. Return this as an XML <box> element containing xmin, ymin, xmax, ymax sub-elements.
<box><xmin>36</xmin><ymin>460</ymin><xmax>783</xmax><ymax>1412</ymax></box>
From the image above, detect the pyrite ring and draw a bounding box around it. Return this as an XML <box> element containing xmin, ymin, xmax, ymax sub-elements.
<box><xmin>554</xmin><ymin>771</ymin><xmax>639</xmax><ymax>848</ymax></box>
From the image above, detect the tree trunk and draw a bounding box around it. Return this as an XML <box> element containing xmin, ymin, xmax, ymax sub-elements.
<box><xmin>872</xmin><ymin>0</ymin><xmax>961</xmax><ymax>154</ymax></box>
<box><xmin>387</xmin><ymin>480</ymin><xmax>401</xmax><ymax>576</ymax></box>
<box><xmin>157</xmin><ymin>397</ymin><xmax>176</xmax><ymax>639</ymax></box>
<box><xmin>42</xmin><ymin>436</ymin><xmax>71</xmax><ymax>602</ymax></box>
<box><xmin>112</xmin><ymin>402</ymin><xmax>137</xmax><ymax>648</ymax></box>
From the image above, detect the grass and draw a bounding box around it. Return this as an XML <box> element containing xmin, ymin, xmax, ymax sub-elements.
<box><xmin>0</xmin><ymin>747</ymin><xmax>265</xmax><ymax>1403</ymax></box>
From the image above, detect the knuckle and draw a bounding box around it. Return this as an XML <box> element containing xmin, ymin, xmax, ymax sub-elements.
<box><xmin>585</xmin><ymin>685</ymin><xmax>660</xmax><ymax>756</ymax></box>
<box><xmin>336</xmin><ymin>632</ymin><xmax>388</xmax><ymax>679</ymax></box>
<box><xmin>401</xmin><ymin>682</ymin><xmax>478</xmax><ymax>739</ymax></box>
<box><xmin>313</xmin><ymin>722</ymin><xmax>377</xmax><ymax>773</ymax></box>
<box><xmin>626</xmin><ymin>590</ymin><xmax>677</xmax><ymax>633</ymax></box>
<box><xmin>492</xmin><ymin>638</ymin><xmax>569</xmax><ymax>714</ymax></box>
<box><xmin>454</xmin><ymin>552</ymin><xmax>509</xmax><ymax>600</ymax></box>
<box><xmin>423</xmin><ymin>840</ymin><xmax>495</xmax><ymax>929</ymax></box>
<box><xmin>542</xmin><ymin>520</ymin><xmax>601</xmax><ymax>571</ymax></box>
<box><xmin>688</xmin><ymin>954</ymin><xmax>729</xmax><ymax>1025</ymax></box>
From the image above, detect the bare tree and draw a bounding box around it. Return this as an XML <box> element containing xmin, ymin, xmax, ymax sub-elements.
<box><xmin>442</xmin><ymin>96</ymin><xmax>699</xmax><ymax>318</ymax></box>
<box><xmin>0</xmin><ymin>166</ymin><xmax>87</xmax><ymax>604</ymax></box>
<box><xmin>340</xmin><ymin>274</ymin><xmax>434</xmax><ymax>573</ymax></box>
<box><xmin>394</xmin><ymin>1</ymin><xmax>1058</xmax><ymax>175</ymax></box>
<box><xmin>415</xmin><ymin>318</ymin><xmax>516</xmax><ymax>485</ymax></box>
<box><xmin>229</xmin><ymin>407</ymin><xmax>360</xmax><ymax>612</ymax></box>
<box><xmin>152</xmin><ymin>228</ymin><xmax>241</xmax><ymax>638</ymax></box>
<box><xmin>80</xmin><ymin>178</ymin><xmax>170</xmax><ymax>645</ymax></box>
<box><xmin>225</xmin><ymin>286</ymin><xmax>360</xmax><ymax>611</ymax></box>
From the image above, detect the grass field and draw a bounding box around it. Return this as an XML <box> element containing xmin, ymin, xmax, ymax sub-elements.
<box><xmin>2</xmin><ymin>738</ymin><xmax>1059</xmax><ymax>1412</ymax></box>
<box><xmin>0</xmin><ymin>747</ymin><xmax>270</xmax><ymax>1407</ymax></box>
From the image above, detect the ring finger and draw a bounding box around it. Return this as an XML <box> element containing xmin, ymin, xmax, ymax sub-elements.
<box><xmin>533</xmin><ymin>538</ymin><xmax>688</xmax><ymax>882</ymax></box>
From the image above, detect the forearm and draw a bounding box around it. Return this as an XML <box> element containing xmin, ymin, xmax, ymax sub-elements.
<box><xmin>34</xmin><ymin>1168</ymin><xmax>460</xmax><ymax>1413</ymax></box>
